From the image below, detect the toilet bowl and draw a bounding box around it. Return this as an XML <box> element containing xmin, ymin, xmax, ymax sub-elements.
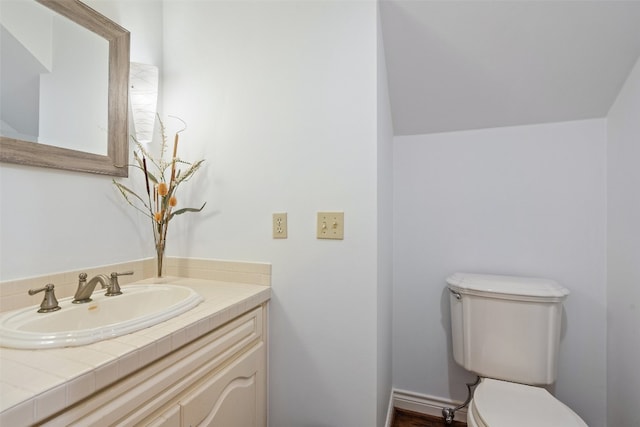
<box><xmin>467</xmin><ymin>378</ymin><xmax>587</xmax><ymax>427</ymax></box>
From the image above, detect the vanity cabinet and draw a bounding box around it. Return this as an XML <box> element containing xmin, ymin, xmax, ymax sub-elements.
<box><xmin>41</xmin><ymin>305</ymin><xmax>267</xmax><ymax>427</ymax></box>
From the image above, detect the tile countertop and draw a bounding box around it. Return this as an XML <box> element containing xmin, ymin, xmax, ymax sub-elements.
<box><xmin>0</xmin><ymin>277</ymin><xmax>271</xmax><ymax>425</ymax></box>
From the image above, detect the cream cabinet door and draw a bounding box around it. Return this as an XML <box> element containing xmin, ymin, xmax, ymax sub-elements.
<box><xmin>180</xmin><ymin>342</ymin><xmax>266</xmax><ymax>427</ymax></box>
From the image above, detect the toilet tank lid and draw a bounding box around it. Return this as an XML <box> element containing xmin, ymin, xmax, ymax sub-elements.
<box><xmin>446</xmin><ymin>273</ymin><xmax>569</xmax><ymax>300</ymax></box>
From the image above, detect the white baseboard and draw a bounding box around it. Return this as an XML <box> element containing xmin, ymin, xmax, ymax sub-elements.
<box><xmin>386</xmin><ymin>388</ymin><xmax>468</xmax><ymax>426</ymax></box>
<box><xmin>384</xmin><ymin>388</ymin><xmax>395</xmax><ymax>427</ymax></box>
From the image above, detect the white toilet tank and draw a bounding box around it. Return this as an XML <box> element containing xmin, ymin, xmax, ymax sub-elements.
<box><xmin>447</xmin><ymin>272</ymin><xmax>569</xmax><ymax>385</ymax></box>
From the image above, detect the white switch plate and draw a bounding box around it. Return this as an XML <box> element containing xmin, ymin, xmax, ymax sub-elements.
<box><xmin>273</xmin><ymin>213</ymin><xmax>287</xmax><ymax>239</ymax></box>
<box><xmin>317</xmin><ymin>212</ymin><xmax>344</xmax><ymax>240</ymax></box>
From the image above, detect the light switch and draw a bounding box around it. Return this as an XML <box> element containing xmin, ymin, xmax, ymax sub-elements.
<box><xmin>317</xmin><ymin>212</ymin><xmax>344</xmax><ymax>240</ymax></box>
<box><xmin>273</xmin><ymin>213</ymin><xmax>287</xmax><ymax>239</ymax></box>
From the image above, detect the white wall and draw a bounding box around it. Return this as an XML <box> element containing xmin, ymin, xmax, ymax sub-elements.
<box><xmin>606</xmin><ymin>57</ymin><xmax>640</xmax><ymax>427</ymax></box>
<box><xmin>393</xmin><ymin>119</ymin><xmax>608</xmax><ymax>427</ymax></box>
<box><xmin>161</xmin><ymin>1</ymin><xmax>387</xmax><ymax>426</ymax></box>
<box><xmin>376</xmin><ymin>4</ymin><xmax>394</xmax><ymax>426</ymax></box>
<box><xmin>1</xmin><ymin>2</ymin><xmax>392</xmax><ymax>425</ymax></box>
<box><xmin>0</xmin><ymin>1</ymin><xmax>163</xmax><ymax>281</ymax></box>
<box><xmin>10</xmin><ymin>2</ymin><xmax>630</xmax><ymax>426</ymax></box>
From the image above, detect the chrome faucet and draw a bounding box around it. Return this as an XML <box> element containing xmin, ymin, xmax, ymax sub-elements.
<box><xmin>72</xmin><ymin>270</ymin><xmax>134</xmax><ymax>303</ymax></box>
<box><xmin>73</xmin><ymin>273</ymin><xmax>109</xmax><ymax>304</ymax></box>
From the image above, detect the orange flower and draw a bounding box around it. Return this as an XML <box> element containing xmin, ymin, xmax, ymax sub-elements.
<box><xmin>169</xmin><ymin>196</ymin><xmax>178</xmax><ymax>207</ymax></box>
<box><xmin>154</xmin><ymin>211</ymin><xmax>163</xmax><ymax>222</ymax></box>
<box><xmin>157</xmin><ymin>182</ymin><xmax>169</xmax><ymax>196</ymax></box>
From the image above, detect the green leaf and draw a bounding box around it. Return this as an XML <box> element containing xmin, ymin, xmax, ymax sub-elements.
<box><xmin>112</xmin><ymin>180</ymin><xmax>152</xmax><ymax>218</ymax></box>
<box><xmin>168</xmin><ymin>202</ymin><xmax>206</xmax><ymax>221</ymax></box>
<box><xmin>113</xmin><ymin>181</ymin><xmax>147</xmax><ymax>205</ymax></box>
<box><xmin>145</xmin><ymin>169</ymin><xmax>160</xmax><ymax>185</ymax></box>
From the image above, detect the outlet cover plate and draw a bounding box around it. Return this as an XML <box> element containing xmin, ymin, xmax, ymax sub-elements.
<box><xmin>273</xmin><ymin>213</ymin><xmax>287</xmax><ymax>239</ymax></box>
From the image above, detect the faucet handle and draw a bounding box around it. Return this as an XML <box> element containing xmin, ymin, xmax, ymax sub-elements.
<box><xmin>28</xmin><ymin>284</ymin><xmax>61</xmax><ymax>313</ymax></box>
<box><xmin>111</xmin><ymin>270</ymin><xmax>134</xmax><ymax>278</ymax></box>
<box><xmin>106</xmin><ymin>270</ymin><xmax>133</xmax><ymax>296</ymax></box>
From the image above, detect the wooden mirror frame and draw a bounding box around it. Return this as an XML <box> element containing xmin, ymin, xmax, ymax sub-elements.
<box><xmin>0</xmin><ymin>0</ymin><xmax>130</xmax><ymax>176</ymax></box>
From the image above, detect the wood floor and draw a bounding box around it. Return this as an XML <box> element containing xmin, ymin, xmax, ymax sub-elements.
<box><xmin>391</xmin><ymin>408</ymin><xmax>467</xmax><ymax>427</ymax></box>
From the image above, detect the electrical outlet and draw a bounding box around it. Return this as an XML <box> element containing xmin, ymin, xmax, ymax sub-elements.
<box><xmin>273</xmin><ymin>213</ymin><xmax>287</xmax><ymax>239</ymax></box>
<box><xmin>317</xmin><ymin>212</ymin><xmax>344</xmax><ymax>240</ymax></box>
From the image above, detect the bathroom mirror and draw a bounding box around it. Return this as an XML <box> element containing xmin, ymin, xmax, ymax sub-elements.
<box><xmin>0</xmin><ymin>0</ymin><xmax>130</xmax><ymax>176</ymax></box>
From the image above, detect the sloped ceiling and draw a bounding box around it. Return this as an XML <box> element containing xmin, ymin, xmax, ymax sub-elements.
<box><xmin>379</xmin><ymin>0</ymin><xmax>640</xmax><ymax>136</ymax></box>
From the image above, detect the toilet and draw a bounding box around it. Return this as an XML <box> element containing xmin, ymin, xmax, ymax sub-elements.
<box><xmin>447</xmin><ymin>272</ymin><xmax>588</xmax><ymax>427</ymax></box>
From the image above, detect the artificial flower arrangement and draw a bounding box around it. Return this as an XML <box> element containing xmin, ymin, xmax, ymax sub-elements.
<box><xmin>113</xmin><ymin>115</ymin><xmax>205</xmax><ymax>277</ymax></box>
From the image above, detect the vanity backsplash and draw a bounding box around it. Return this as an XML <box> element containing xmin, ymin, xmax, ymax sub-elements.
<box><xmin>0</xmin><ymin>258</ymin><xmax>271</xmax><ymax>313</ymax></box>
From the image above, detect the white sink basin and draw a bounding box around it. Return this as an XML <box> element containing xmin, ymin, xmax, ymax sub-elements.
<box><xmin>0</xmin><ymin>284</ymin><xmax>203</xmax><ymax>349</ymax></box>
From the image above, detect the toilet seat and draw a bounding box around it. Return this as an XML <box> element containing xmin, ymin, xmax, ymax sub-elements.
<box><xmin>468</xmin><ymin>378</ymin><xmax>587</xmax><ymax>427</ymax></box>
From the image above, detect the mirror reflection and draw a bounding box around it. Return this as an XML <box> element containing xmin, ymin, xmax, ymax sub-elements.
<box><xmin>0</xmin><ymin>0</ymin><xmax>109</xmax><ymax>155</ymax></box>
<box><xmin>0</xmin><ymin>0</ymin><xmax>129</xmax><ymax>176</ymax></box>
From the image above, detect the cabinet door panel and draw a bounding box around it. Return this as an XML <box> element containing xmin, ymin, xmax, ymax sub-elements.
<box><xmin>199</xmin><ymin>376</ymin><xmax>256</xmax><ymax>427</ymax></box>
<box><xmin>181</xmin><ymin>343</ymin><xmax>265</xmax><ymax>427</ymax></box>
